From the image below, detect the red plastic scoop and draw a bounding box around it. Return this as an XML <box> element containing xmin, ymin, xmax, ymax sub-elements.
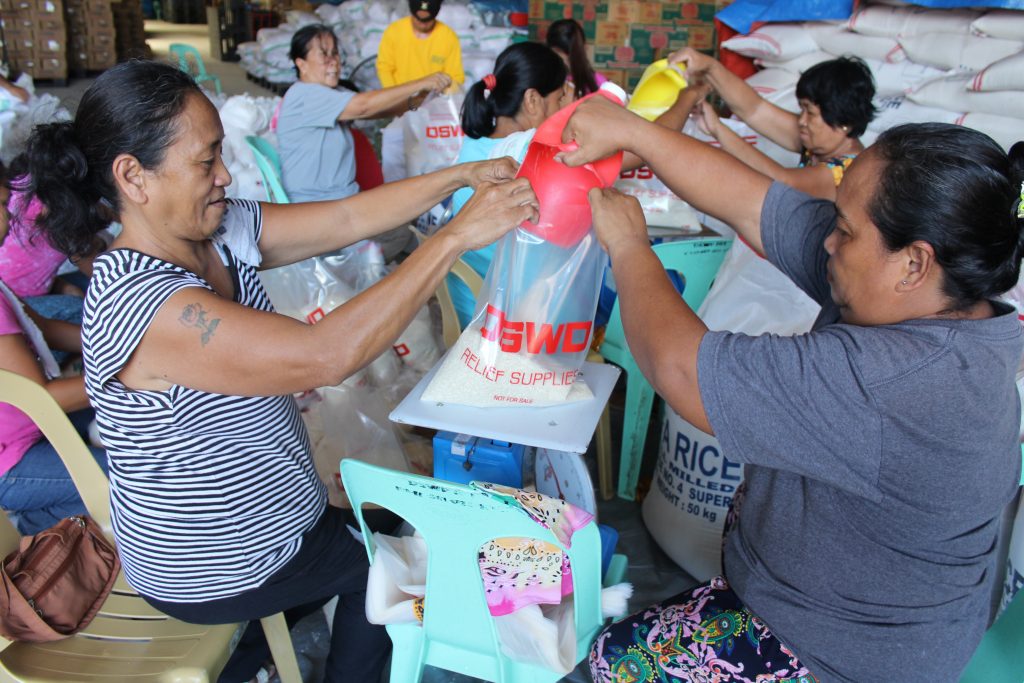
<box><xmin>516</xmin><ymin>85</ymin><xmax>626</xmax><ymax>248</ymax></box>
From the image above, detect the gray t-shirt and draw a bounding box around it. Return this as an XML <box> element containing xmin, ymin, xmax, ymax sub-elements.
<box><xmin>277</xmin><ymin>81</ymin><xmax>358</xmax><ymax>203</ymax></box>
<box><xmin>698</xmin><ymin>182</ymin><xmax>1023</xmax><ymax>682</ymax></box>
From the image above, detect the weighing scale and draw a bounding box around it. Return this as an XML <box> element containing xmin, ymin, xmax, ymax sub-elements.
<box><xmin>390</xmin><ymin>357</ymin><xmax>620</xmax><ymax>515</ymax></box>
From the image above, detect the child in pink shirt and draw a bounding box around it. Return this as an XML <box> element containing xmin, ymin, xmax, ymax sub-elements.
<box><xmin>0</xmin><ymin>174</ymin><xmax>108</xmax><ymax>534</ymax></box>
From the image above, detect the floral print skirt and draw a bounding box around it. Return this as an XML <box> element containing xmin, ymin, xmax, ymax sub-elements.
<box><xmin>588</xmin><ymin>576</ymin><xmax>818</xmax><ymax>683</ymax></box>
<box><xmin>590</xmin><ymin>482</ymin><xmax>817</xmax><ymax>682</ymax></box>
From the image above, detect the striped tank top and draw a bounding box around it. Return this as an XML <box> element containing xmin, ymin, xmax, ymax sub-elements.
<box><xmin>82</xmin><ymin>199</ymin><xmax>327</xmax><ymax>602</ymax></box>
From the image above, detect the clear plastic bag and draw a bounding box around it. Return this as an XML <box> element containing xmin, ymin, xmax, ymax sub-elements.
<box><xmin>253</xmin><ymin>228</ymin><xmax>429</xmax><ymax>393</ymax></box>
<box><xmin>312</xmin><ymin>383</ymin><xmax>411</xmax><ymax>507</ymax></box>
<box><xmin>422</xmin><ymin>227</ymin><xmax>605</xmax><ymax>407</ymax></box>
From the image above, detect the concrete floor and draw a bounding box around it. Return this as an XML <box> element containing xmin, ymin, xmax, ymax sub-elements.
<box><xmin>32</xmin><ymin>21</ymin><xmax>698</xmax><ymax>682</ymax></box>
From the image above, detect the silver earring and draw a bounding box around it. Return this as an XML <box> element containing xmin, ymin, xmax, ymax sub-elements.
<box><xmin>901</xmin><ymin>280</ymin><xmax>908</xmax><ymax>285</ymax></box>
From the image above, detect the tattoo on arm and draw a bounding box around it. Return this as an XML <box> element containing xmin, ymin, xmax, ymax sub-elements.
<box><xmin>179</xmin><ymin>303</ymin><xmax>221</xmax><ymax>346</ymax></box>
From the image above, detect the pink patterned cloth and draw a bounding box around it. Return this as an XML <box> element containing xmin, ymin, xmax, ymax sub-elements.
<box><xmin>0</xmin><ymin>182</ymin><xmax>66</xmax><ymax>297</ymax></box>
<box><xmin>472</xmin><ymin>483</ymin><xmax>594</xmax><ymax>617</ymax></box>
<box><xmin>0</xmin><ymin>291</ymin><xmax>43</xmax><ymax>474</ymax></box>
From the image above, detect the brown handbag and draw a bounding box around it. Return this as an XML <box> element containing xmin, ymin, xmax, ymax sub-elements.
<box><xmin>0</xmin><ymin>515</ymin><xmax>120</xmax><ymax>643</ymax></box>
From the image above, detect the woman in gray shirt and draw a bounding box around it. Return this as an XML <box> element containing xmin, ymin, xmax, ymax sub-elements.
<box><xmin>560</xmin><ymin>99</ymin><xmax>1023</xmax><ymax>683</ymax></box>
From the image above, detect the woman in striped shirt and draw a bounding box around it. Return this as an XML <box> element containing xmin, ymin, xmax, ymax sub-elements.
<box><xmin>18</xmin><ymin>60</ymin><xmax>537</xmax><ymax>683</ymax></box>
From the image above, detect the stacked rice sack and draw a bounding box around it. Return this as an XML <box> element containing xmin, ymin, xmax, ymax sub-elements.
<box><xmin>237</xmin><ymin>0</ymin><xmax>524</xmax><ymax>93</ymax></box>
<box><xmin>721</xmin><ymin>3</ymin><xmax>1024</xmax><ymax>151</ymax></box>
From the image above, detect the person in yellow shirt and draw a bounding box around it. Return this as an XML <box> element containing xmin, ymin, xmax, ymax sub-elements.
<box><xmin>377</xmin><ymin>0</ymin><xmax>465</xmax><ymax>88</ymax></box>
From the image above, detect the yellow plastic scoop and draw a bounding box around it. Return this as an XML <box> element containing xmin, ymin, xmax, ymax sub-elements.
<box><xmin>627</xmin><ymin>59</ymin><xmax>688</xmax><ymax>121</ymax></box>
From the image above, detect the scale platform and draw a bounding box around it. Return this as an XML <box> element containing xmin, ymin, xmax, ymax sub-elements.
<box><xmin>390</xmin><ymin>358</ymin><xmax>620</xmax><ymax>454</ymax></box>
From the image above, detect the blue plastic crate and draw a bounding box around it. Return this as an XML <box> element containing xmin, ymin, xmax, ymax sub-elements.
<box><xmin>433</xmin><ymin>432</ymin><xmax>525</xmax><ymax>488</ymax></box>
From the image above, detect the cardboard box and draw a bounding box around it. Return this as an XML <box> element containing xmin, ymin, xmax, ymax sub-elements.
<box><xmin>604</xmin><ymin>0</ymin><xmax>642</xmax><ymax>23</ymax></box>
<box><xmin>85</xmin><ymin>12</ymin><xmax>114</xmax><ymax>29</ymax></box>
<box><xmin>4</xmin><ymin>32</ymin><xmax>37</xmax><ymax>55</ymax></box>
<box><xmin>538</xmin><ymin>1</ymin><xmax>569</xmax><ymax>21</ymax></box>
<box><xmin>686</xmin><ymin>25</ymin><xmax>716</xmax><ymax>51</ymax></box>
<box><xmin>35</xmin><ymin>29</ymin><xmax>65</xmax><ymax>54</ymax></box>
<box><xmin>68</xmin><ymin>46</ymin><xmax>88</xmax><ymax>66</ymax></box>
<box><xmin>669</xmin><ymin>1</ymin><xmax>720</xmax><ymax>26</ymax></box>
<box><xmin>32</xmin><ymin>55</ymin><xmax>67</xmax><ymax>78</ymax></box>
<box><xmin>88</xmin><ymin>29</ymin><xmax>115</xmax><ymax>50</ymax></box>
<box><xmin>2</xmin><ymin>13</ymin><xmax>35</xmax><ymax>31</ymax></box>
<box><xmin>36</xmin><ymin>0</ymin><xmax>62</xmax><ymax>15</ymax></box>
<box><xmin>11</xmin><ymin>55</ymin><xmax>38</xmax><ymax>72</ymax></box>
<box><xmin>628</xmin><ymin>24</ymin><xmax>690</xmax><ymax>64</ymax></box>
<box><xmin>35</xmin><ymin>16</ymin><xmax>65</xmax><ymax>31</ymax></box>
<box><xmin>530</xmin><ymin>0</ymin><xmax>727</xmax><ymax>78</ymax></box>
<box><xmin>87</xmin><ymin>47</ymin><xmax>116</xmax><ymax>68</ymax></box>
<box><xmin>83</xmin><ymin>3</ymin><xmax>111</xmax><ymax>20</ymax></box>
<box><xmin>595</xmin><ymin>21</ymin><xmax>629</xmax><ymax>46</ymax></box>
<box><xmin>66</xmin><ymin>11</ymin><xmax>88</xmax><ymax>30</ymax></box>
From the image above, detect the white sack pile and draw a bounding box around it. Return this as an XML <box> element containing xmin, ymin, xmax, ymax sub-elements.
<box><xmin>238</xmin><ymin>0</ymin><xmax>524</xmax><ymax>93</ymax></box>
<box><xmin>721</xmin><ymin>3</ymin><xmax>1024</xmax><ymax>151</ymax></box>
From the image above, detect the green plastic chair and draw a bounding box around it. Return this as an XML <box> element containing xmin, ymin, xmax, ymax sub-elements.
<box><xmin>340</xmin><ymin>459</ymin><xmax>606</xmax><ymax>683</ymax></box>
<box><xmin>245</xmin><ymin>135</ymin><xmax>290</xmax><ymax>204</ymax></box>
<box><xmin>959</xmin><ymin>443</ymin><xmax>1024</xmax><ymax>681</ymax></box>
<box><xmin>960</xmin><ymin>567</ymin><xmax>1024</xmax><ymax>682</ymax></box>
<box><xmin>169</xmin><ymin>43</ymin><xmax>222</xmax><ymax>95</ymax></box>
<box><xmin>600</xmin><ymin>237</ymin><xmax>733</xmax><ymax>500</ymax></box>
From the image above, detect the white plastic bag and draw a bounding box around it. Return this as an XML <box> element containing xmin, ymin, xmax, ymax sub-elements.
<box><xmin>365</xmin><ymin>532</ymin><xmax>428</xmax><ymax>625</ymax></box>
<box><xmin>0</xmin><ymin>93</ymin><xmax>71</xmax><ymax>165</ymax></box>
<box><xmin>258</xmin><ymin>249</ymin><xmax>403</xmax><ymax>385</ymax></box>
<box><xmin>401</xmin><ymin>90</ymin><xmax>466</xmax><ymax>178</ymax></box>
<box><xmin>697</xmin><ymin>239</ymin><xmax>821</xmax><ymax>337</ymax></box>
<box><xmin>364</xmin><ymin>530</ymin><xmax>632</xmax><ymax>674</ymax></box>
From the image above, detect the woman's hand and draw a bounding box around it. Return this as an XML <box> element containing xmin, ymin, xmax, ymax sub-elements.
<box><xmin>443</xmin><ymin>178</ymin><xmax>538</xmax><ymax>252</ymax></box>
<box><xmin>695</xmin><ymin>100</ymin><xmax>723</xmax><ymax>139</ymax></box>
<box><xmin>463</xmin><ymin>157</ymin><xmax>519</xmax><ymax>189</ymax></box>
<box><xmin>557</xmin><ymin>96</ymin><xmax>639</xmax><ymax>167</ymax></box>
<box><xmin>419</xmin><ymin>71</ymin><xmax>453</xmax><ymax>94</ymax></box>
<box><xmin>668</xmin><ymin>47</ymin><xmax>718</xmax><ymax>83</ymax></box>
<box><xmin>589</xmin><ymin>187</ymin><xmax>648</xmax><ymax>255</ymax></box>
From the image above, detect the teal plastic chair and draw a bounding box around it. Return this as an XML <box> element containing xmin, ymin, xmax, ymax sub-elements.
<box><xmin>341</xmin><ymin>459</ymin><xmax>606</xmax><ymax>683</ymax></box>
<box><xmin>959</xmin><ymin>443</ymin><xmax>1024</xmax><ymax>681</ymax></box>
<box><xmin>169</xmin><ymin>43</ymin><xmax>223</xmax><ymax>95</ymax></box>
<box><xmin>245</xmin><ymin>135</ymin><xmax>290</xmax><ymax>204</ymax></box>
<box><xmin>601</xmin><ymin>237</ymin><xmax>733</xmax><ymax>500</ymax></box>
<box><xmin>960</xmin><ymin>569</ymin><xmax>1024</xmax><ymax>682</ymax></box>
